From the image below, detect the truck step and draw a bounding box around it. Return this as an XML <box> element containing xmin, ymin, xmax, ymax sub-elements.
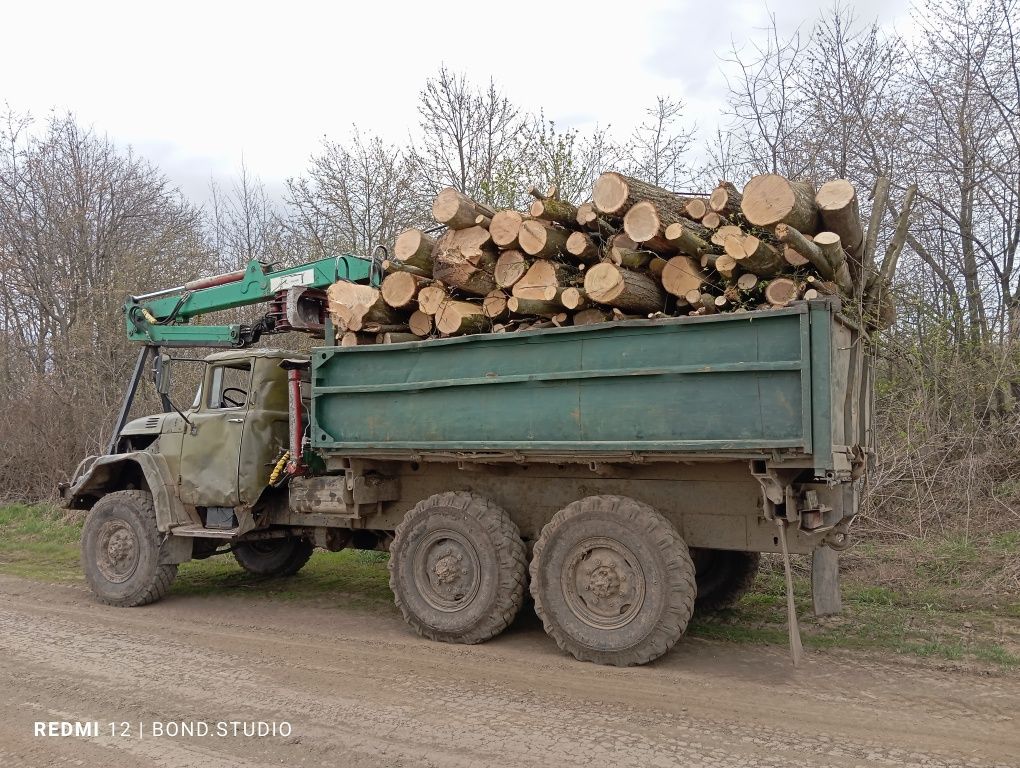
<box><xmin>170</xmin><ymin>524</ymin><xmax>239</xmax><ymax>540</ymax></box>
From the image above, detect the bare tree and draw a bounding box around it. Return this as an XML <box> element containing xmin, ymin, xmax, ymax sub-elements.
<box><xmin>627</xmin><ymin>96</ymin><xmax>695</xmax><ymax>189</ymax></box>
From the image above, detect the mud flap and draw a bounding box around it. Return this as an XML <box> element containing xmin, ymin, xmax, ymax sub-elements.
<box><xmin>777</xmin><ymin>519</ymin><xmax>804</xmax><ymax>667</ymax></box>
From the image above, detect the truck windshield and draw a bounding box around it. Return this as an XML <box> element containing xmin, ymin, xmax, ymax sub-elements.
<box><xmin>206</xmin><ymin>362</ymin><xmax>252</xmax><ymax>409</ymax></box>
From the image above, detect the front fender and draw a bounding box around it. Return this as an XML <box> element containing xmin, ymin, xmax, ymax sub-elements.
<box><xmin>65</xmin><ymin>452</ymin><xmax>193</xmax><ymax>532</ymax></box>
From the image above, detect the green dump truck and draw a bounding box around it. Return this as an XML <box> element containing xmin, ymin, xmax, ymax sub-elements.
<box><xmin>64</xmin><ymin>257</ymin><xmax>870</xmax><ymax>666</ymax></box>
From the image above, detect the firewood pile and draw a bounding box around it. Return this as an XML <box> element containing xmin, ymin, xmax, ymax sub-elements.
<box><xmin>327</xmin><ymin>171</ymin><xmax>908</xmax><ymax>345</ymax></box>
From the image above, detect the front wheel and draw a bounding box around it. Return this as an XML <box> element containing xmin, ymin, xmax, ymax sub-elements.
<box><xmin>81</xmin><ymin>490</ymin><xmax>178</xmax><ymax>607</ymax></box>
<box><xmin>530</xmin><ymin>495</ymin><xmax>696</xmax><ymax>666</ymax></box>
<box><xmin>233</xmin><ymin>538</ymin><xmax>314</xmax><ymax>576</ymax></box>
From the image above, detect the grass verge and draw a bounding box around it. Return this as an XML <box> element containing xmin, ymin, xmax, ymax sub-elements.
<box><xmin>2</xmin><ymin>503</ymin><xmax>1017</xmax><ymax>670</ymax></box>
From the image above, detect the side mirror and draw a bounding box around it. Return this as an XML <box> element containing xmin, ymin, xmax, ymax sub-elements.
<box><xmin>154</xmin><ymin>354</ymin><xmax>173</xmax><ymax>396</ymax></box>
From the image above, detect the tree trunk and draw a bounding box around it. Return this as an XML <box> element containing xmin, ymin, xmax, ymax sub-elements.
<box><xmin>565</xmin><ymin>231</ymin><xmax>600</xmax><ymax>263</ymax></box>
<box><xmin>709</xmin><ymin>181</ymin><xmax>742</xmax><ymax>215</ymax></box>
<box><xmin>530</xmin><ymin>197</ymin><xmax>578</xmax><ymax>227</ymax></box>
<box><xmin>381</xmin><ymin>272</ymin><xmax>433</xmax><ymax>310</ymax></box>
<box><xmin>764</xmin><ymin>278</ymin><xmax>801</xmax><ymax>307</ymax></box>
<box><xmin>433</xmin><ymin>226</ymin><xmax>498</xmax><ymax>296</ymax></box>
<box><xmin>393</xmin><ymin>228</ymin><xmax>437</xmax><ymax>272</ymax></box>
<box><xmin>434</xmin><ymin>300</ymin><xmax>489</xmax><ymax>335</ymax></box>
<box><xmin>774</xmin><ymin>223</ymin><xmax>835</xmax><ymax>280</ymax></box>
<box><xmin>519</xmin><ymin>219</ymin><xmax>569</xmax><ymax>258</ymax></box>
<box><xmin>507</xmin><ymin>296</ymin><xmax>564</xmax><ymax>318</ymax></box>
<box><xmin>741</xmin><ymin>175</ymin><xmax>819</xmax><ymax>234</ymax></box>
<box><xmin>512</xmin><ymin>260</ymin><xmax>578</xmax><ymax>301</ymax></box>
<box><xmin>593</xmin><ymin>171</ymin><xmax>693</xmax><ymax>216</ymax></box>
<box><xmin>432</xmin><ymin>187</ymin><xmax>497</xmax><ymax>229</ymax></box>
<box><xmin>608</xmin><ymin>246</ymin><xmax>655</xmax><ymax>270</ymax></box>
<box><xmin>494</xmin><ymin>249</ymin><xmax>532</xmax><ymax>289</ymax></box>
<box><xmin>584</xmin><ymin>263</ymin><xmax>665</xmax><ymax>313</ymax></box>
<box><xmin>660</xmin><ymin>255</ymin><xmax>706</xmax><ymax>298</ymax></box>
<box><xmin>409</xmin><ymin>310</ymin><xmax>433</xmax><ymax>336</ymax></box>
<box><xmin>815</xmin><ymin>179</ymin><xmax>863</xmax><ymax>255</ymax></box>
<box><xmin>724</xmin><ymin>234</ymin><xmax>785</xmax><ymax>276</ymax></box>
<box><xmin>663</xmin><ymin>221</ymin><xmax>713</xmax><ymax>258</ymax></box>
<box><xmin>813</xmin><ymin>232</ymin><xmax>853</xmax><ymax>295</ymax></box>
<box><xmin>490</xmin><ymin>210</ymin><xmax>526</xmax><ymax>249</ymax></box>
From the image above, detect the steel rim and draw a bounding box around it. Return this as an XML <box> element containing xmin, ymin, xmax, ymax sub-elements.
<box><xmin>561</xmin><ymin>536</ymin><xmax>646</xmax><ymax>629</ymax></box>
<box><xmin>412</xmin><ymin>528</ymin><xmax>481</xmax><ymax>612</ymax></box>
<box><xmin>96</xmin><ymin>519</ymin><xmax>140</xmax><ymax>584</ymax></box>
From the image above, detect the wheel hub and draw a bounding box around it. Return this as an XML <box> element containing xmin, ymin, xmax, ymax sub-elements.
<box><xmin>413</xmin><ymin>530</ymin><xmax>480</xmax><ymax>612</ymax></box>
<box><xmin>562</xmin><ymin>537</ymin><xmax>645</xmax><ymax>629</ymax></box>
<box><xmin>96</xmin><ymin>520</ymin><xmax>140</xmax><ymax>584</ymax></box>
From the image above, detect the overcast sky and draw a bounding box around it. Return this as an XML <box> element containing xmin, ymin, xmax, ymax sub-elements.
<box><xmin>1</xmin><ymin>0</ymin><xmax>913</xmax><ymax>203</ymax></box>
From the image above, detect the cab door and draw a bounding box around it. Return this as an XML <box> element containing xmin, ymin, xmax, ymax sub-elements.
<box><xmin>178</xmin><ymin>360</ymin><xmax>252</xmax><ymax>507</ymax></box>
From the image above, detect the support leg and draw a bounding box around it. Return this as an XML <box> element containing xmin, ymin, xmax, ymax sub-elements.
<box><xmin>811</xmin><ymin>546</ymin><xmax>842</xmax><ymax>616</ymax></box>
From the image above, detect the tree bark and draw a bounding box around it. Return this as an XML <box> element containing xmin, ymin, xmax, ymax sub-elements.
<box><xmin>383</xmin><ymin>259</ymin><xmax>431</xmax><ymax>278</ymax></box>
<box><xmin>813</xmin><ymin>232</ymin><xmax>853</xmax><ymax>295</ymax></box>
<box><xmin>393</xmin><ymin>228</ymin><xmax>437</xmax><ymax>272</ymax></box>
<box><xmin>593</xmin><ymin>171</ymin><xmax>693</xmax><ymax>216</ymax></box>
<box><xmin>663</xmin><ymin>221</ymin><xmax>713</xmax><ymax>258</ymax></box>
<box><xmin>608</xmin><ymin>246</ymin><xmax>655</xmax><ymax>270</ymax></box>
<box><xmin>519</xmin><ymin>219</ymin><xmax>570</xmax><ymax>259</ymax></box>
<box><xmin>584</xmin><ymin>263</ymin><xmax>665</xmax><ymax>313</ymax></box>
<box><xmin>507</xmin><ymin>296</ymin><xmax>565</xmax><ymax>318</ymax></box>
<box><xmin>660</xmin><ymin>255</ymin><xmax>706</xmax><ymax>298</ymax></box>
<box><xmin>432</xmin><ymin>187</ymin><xmax>497</xmax><ymax>229</ymax></box>
<box><xmin>741</xmin><ymin>175</ymin><xmax>819</xmax><ymax>234</ymax></box>
<box><xmin>530</xmin><ymin>197</ymin><xmax>578</xmax><ymax>227</ymax></box>
<box><xmin>381</xmin><ymin>272</ymin><xmax>433</xmax><ymax>310</ymax></box>
<box><xmin>379</xmin><ymin>332</ymin><xmax>420</xmax><ymax>344</ymax></box>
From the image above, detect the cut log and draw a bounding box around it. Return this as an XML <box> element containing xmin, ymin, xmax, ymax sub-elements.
<box><xmin>381</xmin><ymin>272</ymin><xmax>433</xmax><ymax>310</ymax></box>
<box><xmin>805</xmin><ymin>275</ymin><xmax>838</xmax><ymax>295</ymax></box>
<box><xmin>482</xmin><ymin>290</ymin><xmax>509</xmax><ymax>320</ymax></box>
<box><xmin>474</xmin><ymin>213</ymin><xmax>493</xmax><ymax>229</ymax></box>
<box><xmin>379</xmin><ymin>332</ymin><xmax>420</xmax><ymax>344</ymax></box>
<box><xmin>434</xmin><ymin>300</ymin><xmax>489</xmax><ymax>335</ymax></box>
<box><xmin>382</xmin><ymin>259</ymin><xmax>432</xmax><ymax>278</ymax></box>
<box><xmin>494</xmin><ymin>249</ymin><xmax>532</xmax><ymax>289</ymax></box>
<box><xmin>506</xmin><ymin>296</ymin><xmax>564</xmax><ymax>318</ymax></box>
<box><xmin>340</xmin><ymin>331</ymin><xmax>378</xmax><ymax>347</ymax></box>
<box><xmin>418</xmin><ymin>284</ymin><xmax>450</xmax><ymax>315</ymax></box>
<box><xmin>432</xmin><ymin>187</ymin><xmax>497</xmax><ymax>230</ymax></box>
<box><xmin>736</xmin><ymin>273</ymin><xmax>759</xmax><ymax>292</ymax></box>
<box><xmin>701</xmin><ymin>211</ymin><xmax>725</xmax><ymax>230</ymax></box>
<box><xmin>610</xmin><ymin>232</ymin><xmax>639</xmax><ymax>250</ymax></box>
<box><xmin>683</xmin><ymin>288</ymin><xmax>703</xmax><ymax>306</ymax></box>
<box><xmin>565</xmin><ymin>231</ymin><xmax>600</xmax><ymax>263</ymax></box>
<box><xmin>519</xmin><ymin>220</ymin><xmax>569</xmax><ymax>259</ymax></box>
<box><xmin>774</xmin><ymin>223</ymin><xmax>835</xmax><ymax>280</ymax></box>
<box><xmin>576</xmin><ymin>201</ymin><xmax>619</xmax><ymax>237</ymax></box>
<box><xmin>660</xmin><ymin>255</ymin><xmax>706</xmax><ymax>298</ymax></box>
<box><xmin>409</xmin><ymin>310</ymin><xmax>433</xmax><ymax>336</ymax></box>
<box><xmin>530</xmin><ymin>197</ymin><xmax>578</xmax><ymax>227</ymax></box>
<box><xmin>699</xmin><ymin>293</ymin><xmax>718</xmax><ymax>314</ymax></box>
<box><xmin>584</xmin><ymin>263</ymin><xmax>665</xmax><ymax>314</ymax></box>
<box><xmin>685</xmin><ymin>198</ymin><xmax>709</xmax><ymax>220</ymax></box>
<box><xmin>741</xmin><ymin>175</ymin><xmax>819</xmax><ymax>234</ymax></box>
<box><xmin>327</xmin><ymin>282</ymin><xmax>404</xmax><ymax>332</ymax></box>
<box><xmin>783</xmin><ymin>246</ymin><xmax>810</xmax><ymax>268</ymax></box>
<box><xmin>726</xmin><ymin>234</ymin><xmax>785</xmax><ymax>277</ymax></box>
<box><xmin>490</xmin><ymin>210</ymin><xmax>526</xmax><ymax>249</ymax></box>
<box><xmin>813</xmin><ymin>231</ymin><xmax>853</xmax><ymax>294</ymax></box>
<box><xmin>663</xmin><ymin>221</ymin><xmax>713</xmax><ymax>258</ymax></box>
<box><xmin>512</xmin><ymin>260</ymin><xmax>578</xmax><ymax>301</ymax></box>
<box><xmin>815</xmin><ymin>179</ymin><xmax>864</xmax><ymax>256</ymax></box>
<box><xmin>764</xmin><ymin>278</ymin><xmax>801</xmax><ymax>307</ymax></box>
<box><xmin>608</xmin><ymin>246</ymin><xmax>654</xmax><ymax>270</ymax></box>
<box><xmin>573</xmin><ymin>307</ymin><xmax>612</xmax><ymax>325</ymax></box>
<box><xmin>393</xmin><ymin>228</ymin><xmax>437</xmax><ymax>272</ymax></box>
<box><xmin>714</xmin><ymin>253</ymin><xmax>738</xmax><ymax>280</ymax></box>
<box><xmin>360</xmin><ymin>322</ymin><xmax>410</xmax><ymax>334</ymax></box>
<box><xmin>560</xmin><ymin>287</ymin><xmax>589</xmax><ymax>311</ymax></box>
<box><xmin>711</xmin><ymin>225</ymin><xmax>744</xmax><ymax>247</ymax></box>
<box><xmin>622</xmin><ymin>200</ymin><xmax>688</xmax><ymax>254</ymax></box>
<box><xmin>593</xmin><ymin>171</ymin><xmax>693</xmax><ymax>217</ymax></box>
<box><xmin>433</xmin><ymin>226</ymin><xmax>498</xmax><ymax>296</ymax></box>
<box><xmin>709</xmin><ymin>181</ymin><xmax>742</xmax><ymax>215</ymax></box>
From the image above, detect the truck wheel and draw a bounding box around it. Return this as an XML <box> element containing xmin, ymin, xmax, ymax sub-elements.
<box><xmin>389</xmin><ymin>492</ymin><xmax>526</xmax><ymax>644</ymax></box>
<box><xmin>233</xmin><ymin>538</ymin><xmax>314</xmax><ymax>577</ymax></box>
<box><xmin>530</xmin><ymin>495</ymin><xmax>696</xmax><ymax>666</ymax></box>
<box><xmin>81</xmin><ymin>490</ymin><xmax>177</xmax><ymax>607</ymax></box>
<box><xmin>692</xmin><ymin>549</ymin><xmax>761</xmax><ymax>612</ymax></box>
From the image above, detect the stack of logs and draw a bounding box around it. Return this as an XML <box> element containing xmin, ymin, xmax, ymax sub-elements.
<box><xmin>327</xmin><ymin>171</ymin><xmax>912</xmax><ymax>345</ymax></box>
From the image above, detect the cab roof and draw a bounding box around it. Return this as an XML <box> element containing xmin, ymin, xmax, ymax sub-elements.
<box><xmin>203</xmin><ymin>348</ymin><xmax>308</xmax><ymax>364</ymax></box>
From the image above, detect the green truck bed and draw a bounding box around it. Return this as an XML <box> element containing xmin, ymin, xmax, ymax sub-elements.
<box><xmin>310</xmin><ymin>300</ymin><xmax>869</xmax><ymax>474</ymax></box>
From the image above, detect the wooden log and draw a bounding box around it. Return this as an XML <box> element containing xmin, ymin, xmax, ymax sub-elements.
<box><xmin>699</xmin><ymin>293</ymin><xmax>718</xmax><ymax>314</ymax></box>
<box><xmin>565</xmin><ymin>231</ymin><xmax>600</xmax><ymax>263</ymax></box>
<box><xmin>774</xmin><ymin>223</ymin><xmax>835</xmax><ymax>280</ymax></box>
<box><xmin>360</xmin><ymin>322</ymin><xmax>410</xmax><ymax>334</ymax></box>
<box><xmin>783</xmin><ymin>246</ymin><xmax>810</xmax><ymax>268</ymax></box>
<box><xmin>433</xmin><ymin>226</ymin><xmax>498</xmax><ymax>296</ymax></box>
<box><xmin>409</xmin><ymin>310</ymin><xmax>433</xmax><ymax>337</ymax></box>
<box><xmin>664</xmin><ymin>221</ymin><xmax>713</xmax><ymax>258</ymax></box>
<box><xmin>379</xmin><ymin>332</ymin><xmax>420</xmax><ymax>344</ymax></box>
<box><xmin>576</xmin><ymin>201</ymin><xmax>619</xmax><ymax>237</ymax></box>
<box><xmin>813</xmin><ymin>232</ymin><xmax>853</xmax><ymax>294</ymax></box>
<box><xmin>610</xmin><ymin>232</ymin><xmax>639</xmax><ymax>250</ymax></box>
<box><xmin>560</xmin><ymin>287</ymin><xmax>589</xmax><ymax>311</ymax></box>
<box><xmin>683</xmin><ymin>288</ymin><xmax>703</xmax><ymax>306</ymax></box>
<box><xmin>660</xmin><ymin>255</ymin><xmax>706</xmax><ymax>298</ymax></box>
<box><xmin>512</xmin><ymin>260</ymin><xmax>578</xmax><ymax>301</ymax></box>
<box><xmin>711</xmin><ymin>224</ymin><xmax>744</xmax><ymax>247</ymax></box>
<box><xmin>709</xmin><ymin>181</ymin><xmax>742</xmax><ymax>215</ymax></box>
<box><xmin>736</xmin><ymin>273</ymin><xmax>759</xmax><ymax>292</ymax></box>
<box><xmin>815</xmin><ymin>179</ymin><xmax>864</xmax><ymax>256</ymax></box>
<box><xmin>507</xmin><ymin>296</ymin><xmax>564</xmax><ymax>318</ymax></box>
<box><xmin>725</xmin><ymin>234</ymin><xmax>785</xmax><ymax>277</ymax></box>
<box><xmin>714</xmin><ymin>253</ymin><xmax>738</xmax><ymax>280</ymax></box>
<box><xmin>701</xmin><ymin>211</ymin><xmax>724</xmax><ymax>230</ymax></box>
<box><xmin>474</xmin><ymin>213</ymin><xmax>493</xmax><ymax>229</ymax></box>
<box><xmin>530</xmin><ymin>197</ymin><xmax>578</xmax><ymax>227</ymax></box>
<box><xmin>592</xmin><ymin>171</ymin><xmax>693</xmax><ymax>217</ymax></box>
<box><xmin>393</xmin><ymin>228</ymin><xmax>437</xmax><ymax>272</ymax></box>
<box><xmin>482</xmin><ymin>290</ymin><xmax>509</xmax><ymax>320</ymax></box>
<box><xmin>327</xmin><ymin>282</ymin><xmax>404</xmax><ymax>332</ymax></box>
<box><xmin>494</xmin><ymin>249</ymin><xmax>532</xmax><ymax>289</ymax></box>
<box><xmin>805</xmin><ymin>275</ymin><xmax>838</xmax><ymax>295</ymax></box>
<box><xmin>432</xmin><ymin>187</ymin><xmax>497</xmax><ymax>230</ymax></box>
<box><xmin>685</xmin><ymin>198</ymin><xmax>709</xmax><ymax>220</ymax></box>
<box><xmin>764</xmin><ymin>278</ymin><xmax>801</xmax><ymax>307</ymax></box>
<box><xmin>584</xmin><ymin>263</ymin><xmax>666</xmax><ymax>314</ymax></box>
<box><xmin>434</xmin><ymin>300</ymin><xmax>489</xmax><ymax>335</ymax></box>
<box><xmin>622</xmin><ymin>200</ymin><xmax>687</xmax><ymax>254</ymax></box>
<box><xmin>608</xmin><ymin>246</ymin><xmax>655</xmax><ymax>270</ymax></box>
<box><xmin>741</xmin><ymin>175</ymin><xmax>819</xmax><ymax>234</ymax></box>
<box><xmin>519</xmin><ymin>220</ymin><xmax>569</xmax><ymax>259</ymax></box>
<box><xmin>381</xmin><ymin>272</ymin><xmax>433</xmax><ymax>310</ymax></box>
<box><xmin>382</xmin><ymin>259</ymin><xmax>431</xmax><ymax>278</ymax></box>
<box><xmin>417</xmin><ymin>284</ymin><xmax>450</xmax><ymax>316</ymax></box>
<box><xmin>648</xmin><ymin>255</ymin><xmax>669</xmax><ymax>279</ymax></box>
<box><xmin>490</xmin><ymin>210</ymin><xmax>526</xmax><ymax>249</ymax></box>
<box><xmin>573</xmin><ymin>307</ymin><xmax>612</xmax><ymax>325</ymax></box>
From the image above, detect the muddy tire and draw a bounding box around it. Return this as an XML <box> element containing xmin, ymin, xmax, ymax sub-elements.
<box><xmin>692</xmin><ymin>549</ymin><xmax>760</xmax><ymax>612</ymax></box>
<box><xmin>81</xmin><ymin>490</ymin><xmax>177</xmax><ymax>607</ymax></box>
<box><xmin>233</xmin><ymin>538</ymin><xmax>314</xmax><ymax>577</ymax></box>
<box><xmin>530</xmin><ymin>495</ymin><xmax>696</xmax><ymax>666</ymax></box>
<box><xmin>389</xmin><ymin>492</ymin><xmax>526</xmax><ymax>644</ymax></box>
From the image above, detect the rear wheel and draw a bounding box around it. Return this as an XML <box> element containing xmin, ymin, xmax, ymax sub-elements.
<box><xmin>389</xmin><ymin>492</ymin><xmax>526</xmax><ymax>644</ymax></box>
<box><xmin>233</xmin><ymin>538</ymin><xmax>314</xmax><ymax>577</ymax></box>
<box><xmin>81</xmin><ymin>490</ymin><xmax>177</xmax><ymax>607</ymax></box>
<box><xmin>530</xmin><ymin>495</ymin><xmax>696</xmax><ymax>666</ymax></box>
<box><xmin>692</xmin><ymin>549</ymin><xmax>760</xmax><ymax>612</ymax></box>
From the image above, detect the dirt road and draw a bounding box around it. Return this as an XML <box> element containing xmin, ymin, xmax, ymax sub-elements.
<box><xmin>0</xmin><ymin>574</ymin><xmax>1016</xmax><ymax>768</ymax></box>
